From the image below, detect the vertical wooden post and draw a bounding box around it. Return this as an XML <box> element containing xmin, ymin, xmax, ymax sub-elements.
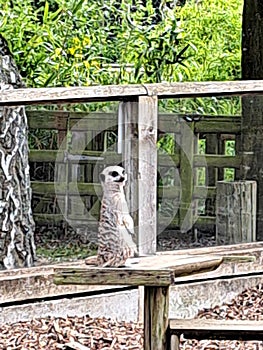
<box><xmin>179</xmin><ymin>122</ymin><xmax>194</xmax><ymax>233</ymax></box>
<box><xmin>138</xmin><ymin>96</ymin><xmax>158</xmax><ymax>255</ymax></box>
<box><xmin>55</xmin><ymin>113</ymin><xmax>69</xmax><ymax>230</ymax></box>
<box><xmin>69</xmin><ymin>124</ymin><xmax>87</xmax><ymax>221</ymax></box>
<box><xmin>144</xmin><ymin>286</ymin><xmax>169</xmax><ymax>350</ymax></box>
<box><xmin>205</xmin><ymin>134</ymin><xmax>218</xmax><ymax>217</ymax></box>
<box><xmin>216</xmin><ymin>180</ymin><xmax>257</xmax><ymax>244</ymax></box>
<box><xmin>120</xmin><ymin>101</ymin><xmax>139</xmax><ymax>231</ymax></box>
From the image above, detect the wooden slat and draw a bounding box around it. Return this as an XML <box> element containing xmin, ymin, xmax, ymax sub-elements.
<box><xmin>29</xmin><ymin>150</ymin><xmax>241</xmax><ymax>168</ymax></box>
<box><xmin>194</xmin><ymin>119</ymin><xmax>241</xmax><ymax>134</ymax></box>
<box><xmin>32</xmin><ymin>182</ymin><xmax>215</xmax><ymax>200</ymax></box>
<box><xmin>69</xmin><ymin>113</ymin><xmax>117</xmax><ymax>131</ymax></box>
<box><xmin>27</xmin><ymin>110</ymin><xmax>241</xmax><ymax>133</ymax></box>
<box><xmin>0</xmin><ymin>85</ymin><xmax>146</xmax><ymax>106</ymax></box>
<box><xmin>194</xmin><ymin>154</ymin><xmax>241</xmax><ymax>168</ymax></box>
<box><xmin>27</xmin><ymin>110</ymin><xmax>68</xmax><ymax>129</ymax></box>
<box><xmin>169</xmin><ymin>319</ymin><xmax>263</xmax><ymax>341</ymax></box>
<box><xmin>29</xmin><ymin>150</ymin><xmax>121</xmax><ymax>163</ymax></box>
<box><xmin>121</xmin><ymin>101</ymin><xmax>139</xmax><ymax>247</ymax></box>
<box><xmin>179</xmin><ymin>122</ymin><xmax>195</xmax><ymax>232</ymax></box>
<box><xmin>31</xmin><ymin>181</ymin><xmax>102</xmax><ymax>196</ymax></box>
<box><xmin>138</xmin><ymin>96</ymin><xmax>158</xmax><ymax>255</ymax></box>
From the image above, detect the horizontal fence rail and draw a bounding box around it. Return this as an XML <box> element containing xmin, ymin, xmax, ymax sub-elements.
<box><xmin>1</xmin><ymin>80</ymin><xmax>263</xmax><ymax>105</ymax></box>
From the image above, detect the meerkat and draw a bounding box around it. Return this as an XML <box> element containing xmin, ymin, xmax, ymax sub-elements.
<box><xmin>97</xmin><ymin>165</ymin><xmax>138</xmax><ymax>267</ymax></box>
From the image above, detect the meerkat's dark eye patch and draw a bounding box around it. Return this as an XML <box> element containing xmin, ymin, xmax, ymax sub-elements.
<box><xmin>122</xmin><ymin>170</ymin><xmax>125</xmax><ymax>175</ymax></box>
<box><xmin>99</xmin><ymin>174</ymin><xmax>105</xmax><ymax>182</ymax></box>
<box><xmin>109</xmin><ymin>171</ymin><xmax>119</xmax><ymax>177</ymax></box>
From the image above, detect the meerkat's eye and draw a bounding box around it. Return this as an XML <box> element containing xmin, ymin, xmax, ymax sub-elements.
<box><xmin>122</xmin><ymin>170</ymin><xmax>125</xmax><ymax>175</ymax></box>
<box><xmin>110</xmin><ymin>171</ymin><xmax>119</xmax><ymax>177</ymax></box>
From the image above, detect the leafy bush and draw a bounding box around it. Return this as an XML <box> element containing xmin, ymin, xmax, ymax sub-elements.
<box><xmin>0</xmin><ymin>0</ymin><xmax>188</xmax><ymax>87</ymax></box>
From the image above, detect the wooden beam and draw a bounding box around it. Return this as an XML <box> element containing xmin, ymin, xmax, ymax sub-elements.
<box><xmin>138</xmin><ymin>96</ymin><xmax>158</xmax><ymax>255</ymax></box>
<box><xmin>216</xmin><ymin>180</ymin><xmax>257</xmax><ymax>244</ymax></box>
<box><xmin>169</xmin><ymin>319</ymin><xmax>263</xmax><ymax>343</ymax></box>
<box><xmin>53</xmin><ymin>255</ymin><xmax>223</xmax><ymax>287</ymax></box>
<box><xmin>179</xmin><ymin>122</ymin><xmax>195</xmax><ymax>232</ymax></box>
<box><xmin>194</xmin><ymin>154</ymin><xmax>241</xmax><ymax>168</ymax></box>
<box><xmin>120</xmin><ymin>101</ymin><xmax>139</xmax><ymax>247</ymax></box>
<box><xmin>0</xmin><ymin>85</ymin><xmax>145</xmax><ymax>106</ymax></box>
<box><xmin>1</xmin><ymin>81</ymin><xmax>263</xmax><ymax>106</ymax></box>
<box><xmin>144</xmin><ymin>286</ymin><xmax>169</xmax><ymax>350</ymax></box>
<box><xmin>144</xmin><ymin>80</ymin><xmax>263</xmax><ymax>98</ymax></box>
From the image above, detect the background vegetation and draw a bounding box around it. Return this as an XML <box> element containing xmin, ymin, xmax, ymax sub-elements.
<box><xmin>1</xmin><ymin>0</ymin><xmax>243</xmax><ymax>257</ymax></box>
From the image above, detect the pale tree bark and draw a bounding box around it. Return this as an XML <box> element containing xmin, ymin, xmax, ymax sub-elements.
<box><xmin>241</xmin><ymin>1</ymin><xmax>263</xmax><ymax>239</ymax></box>
<box><xmin>0</xmin><ymin>35</ymin><xmax>36</xmax><ymax>269</ymax></box>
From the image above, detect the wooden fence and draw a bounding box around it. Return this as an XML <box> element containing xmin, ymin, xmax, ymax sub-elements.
<box><xmin>27</xmin><ymin>110</ymin><xmax>241</xmax><ymax>233</ymax></box>
<box><xmin>1</xmin><ymin>80</ymin><xmax>262</xmax><ymax>253</ymax></box>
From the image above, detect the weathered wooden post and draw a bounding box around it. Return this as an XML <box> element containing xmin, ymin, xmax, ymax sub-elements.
<box><xmin>216</xmin><ymin>180</ymin><xmax>257</xmax><ymax>244</ymax></box>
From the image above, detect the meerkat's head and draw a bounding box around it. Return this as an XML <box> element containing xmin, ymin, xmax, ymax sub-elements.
<box><xmin>99</xmin><ymin>166</ymin><xmax>127</xmax><ymax>188</ymax></box>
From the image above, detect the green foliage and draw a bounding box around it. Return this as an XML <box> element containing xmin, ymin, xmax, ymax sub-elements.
<box><xmin>175</xmin><ymin>0</ymin><xmax>242</xmax><ymax>82</ymax></box>
<box><xmin>0</xmin><ymin>0</ymin><xmax>188</xmax><ymax>87</ymax></box>
<box><xmin>0</xmin><ymin>0</ymin><xmax>243</xmax><ymax>115</ymax></box>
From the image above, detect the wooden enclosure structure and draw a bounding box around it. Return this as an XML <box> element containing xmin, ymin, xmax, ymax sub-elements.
<box><xmin>1</xmin><ymin>80</ymin><xmax>263</xmax><ymax>251</ymax></box>
<box><xmin>27</xmin><ymin>111</ymin><xmax>241</xmax><ymax>230</ymax></box>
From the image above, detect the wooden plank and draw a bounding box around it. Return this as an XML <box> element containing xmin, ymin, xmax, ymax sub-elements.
<box><xmin>26</xmin><ymin>150</ymin><xmax>239</xmax><ymax>168</ymax></box>
<box><xmin>1</xmin><ymin>81</ymin><xmax>263</xmax><ymax>106</ymax></box>
<box><xmin>69</xmin><ymin>112</ymin><xmax>117</xmax><ymax>131</ymax></box>
<box><xmin>138</xmin><ymin>96</ymin><xmax>158</xmax><ymax>255</ymax></box>
<box><xmin>194</xmin><ymin>119</ymin><xmax>241</xmax><ymax>133</ymax></box>
<box><xmin>179</xmin><ymin>122</ymin><xmax>195</xmax><ymax>232</ymax></box>
<box><xmin>29</xmin><ymin>150</ymin><xmax>121</xmax><ymax>163</ymax></box>
<box><xmin>27</xmin><ymin>110</ymin><xmax>241</xmax><ymax>133</ymax></box>
<box><xmin>0</xmin><ymin>85</ymin><xmax>146</xmax><ymax>106</ymax></box>
<box><xmin>121</xmin><ymin>101</ymin><xmax>139</xmax><ymax>246</ymax></box>
<box><xmin>205</xmin><ymin>134</ymin><xmax>218</xmax><ymax>217</ymax></box>
<box><xmin>216</xmin><ymin>180</ymin><xmax>257</xmax><ymax>244</ymax></box>
<box><xmin>157</xmin><ymin>241</ymin><xmax>263</xmax><ymax>257</ymax></box>
<box><xmin>169</xmin><ymin>319</ymin><xmax>263</xmax><ymax>342</ymax></box>
<box><xmin>69</xmin><ymin>129</ymin><xmax>87</xmax><ymax>219</ymax></box>
<box><xmin>53</xmin><ymin>255</ymin><xmax>223</xmax><ymax>286</ymax></box>
<box><xmin>144</xmin><ymin>80</ymin><xmax>263</xmax><ymax>98</ymax></box>
<box><xmin>54</xmin><ymin>268</ymin><xmax>174</xmax><ymax>286</ymax></box>
<box><xmin>27</xmin><ymin>110</ymin><xmax>68</xmax><ymax>129</ymax></box>
<box><xmin>194</xmin><ymin>154</ymin><xmax>241</xmax><ymax>168</ymax></box>
<box><xmin>144</xmin><ymin>286</ymin><xmax>169</xmax><ymax>350</ymax></box>
<box><xmin>31</xmin><ymin>182</ymin><xmax>215</xmax><ymax>200</ymax></box>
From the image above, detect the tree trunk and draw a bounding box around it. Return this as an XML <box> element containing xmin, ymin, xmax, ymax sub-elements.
<box><xmin>0</xmin><ymin>35</ymin><xmax>36</xmax><ymax>269</ymax></box>
<box><xmin>241</xmin><ymin>1</ymin><xmax>263</xmax><ymax>239</ymax></box>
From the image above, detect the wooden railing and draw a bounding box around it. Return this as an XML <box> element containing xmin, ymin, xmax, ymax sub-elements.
<box><xmin>1</xmin><ymin>80</ymin><xmax>262</xmax><ymax>253</ymax></box>
<box><xmin>27</xmin><ymin>110</ymin><xmax>241</xmax><ymax>231</ymax></box>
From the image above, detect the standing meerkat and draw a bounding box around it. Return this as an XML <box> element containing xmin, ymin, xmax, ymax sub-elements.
<box><xmin>97</xmin><ymin>165</ymin><xmax>138</xmax><ymax>267</ymax></box>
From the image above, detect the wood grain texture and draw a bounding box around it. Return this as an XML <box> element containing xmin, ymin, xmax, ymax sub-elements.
<box><xmin>144</xmin><ymin>286</ymin><xmax>169</xmax><ymax>350</ymax></box>
<box><xmin>138</xmin><ymin>96</ymin><xmax>158</xmax><ymax>255</ymax></box>
<box><xmin>53</xmin><ymin>255</ymin><xmax>223</xmax><ymax>287</ymax></box>
<box><xmin>179</xmin><ymin>122</ymin><xmax>195</xmax><ymax>232</ymax></box>
<box><xmin>216</xmin><ymin>181</ymin><xmax>257</xmax><ymax>244</ymax></box>
<box><xmin>169</xmin><ymin>318</ymin><xmax>263</xmax><ymax>341</ymax></box>
<box><xmin>1</xmin><ymin>81</ymin><xmax>263</xmax><ymax>106</ymax></box>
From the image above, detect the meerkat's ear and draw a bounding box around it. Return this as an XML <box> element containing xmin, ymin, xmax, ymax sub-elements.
<box><xmin>99</xmin><ymin>173</ymin><xmax>105</xmax><ymax>182</ymax></box>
